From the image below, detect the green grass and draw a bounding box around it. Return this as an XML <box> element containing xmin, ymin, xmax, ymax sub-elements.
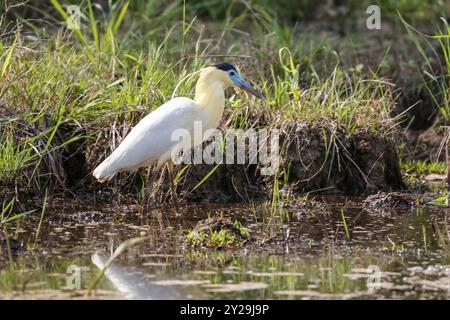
<box><xmin>341</xmin><ymin>208</ymin><xmax>351</xmax><ymax>241</ymax></box>
<box><xmin>0</xmin><ymin>134</ymin><xmax>34</xmax><ymax>183</ymax></box>
<box><xmin>401</xmin><ymin>16</ymin><xmax>450</xmax><ymax>123</ymax></box>
<box><xmin>0</xmin><ymin>1</ymin><xmax>399</xmax><ymax>192</ymax></box>
<box><xmin>401</xmin><ymin>160</ymin><xmax>447</xmax><ymax>175</ymax></box>
<box><xmin>0</xmin><ymin>0</ymin><xmax>449</xmax><ymax>200</ymax></box>
<box><xmin>1</xmin><ymin>198</ymin><xmax>35</xmax><ymax>225</ymax></box>
<box><xmin>185</xmin><ymin>219</ymin><xmax>250</xmax><ymax>247</ymax></box>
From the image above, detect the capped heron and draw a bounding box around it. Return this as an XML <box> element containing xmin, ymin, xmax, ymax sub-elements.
<box><xmin>93</xmin><ymin>63</ymin><xmax>264</xmax><ymax>209</ymax></box>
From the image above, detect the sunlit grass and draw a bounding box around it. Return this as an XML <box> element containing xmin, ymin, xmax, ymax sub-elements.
<box><xmin>0</xmin><ymin>134</ymin><xmax>34</xmax><ymax>184</ymax></box>
<box><xmin>401</xmin><ymin>160</ymin><xmax>447</xmax><ymax>175</ymax></box>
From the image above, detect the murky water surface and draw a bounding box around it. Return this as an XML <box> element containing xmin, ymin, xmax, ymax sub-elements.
<box><xmin>1</xmin><ymin>197</ymin><xmax>450</xmax><ymax>299</ymax></box>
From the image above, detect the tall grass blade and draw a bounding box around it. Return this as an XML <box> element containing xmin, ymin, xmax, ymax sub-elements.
<box><xmin>0</xmin><ymin>37</ymin><xmax>16</xmax><ymax>79</ymax></box>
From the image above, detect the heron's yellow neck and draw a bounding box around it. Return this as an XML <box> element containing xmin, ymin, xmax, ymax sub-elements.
<box><xmin>194</xmin><ymin>70</ymin><xmax>226</xmax><ymax>126</ymax></box>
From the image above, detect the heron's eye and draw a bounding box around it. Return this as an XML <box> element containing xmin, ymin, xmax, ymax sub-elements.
<box><xmin>229</xmin><ymin>70</ymin><xmax>236</xmax><ymax>76</ymax></box>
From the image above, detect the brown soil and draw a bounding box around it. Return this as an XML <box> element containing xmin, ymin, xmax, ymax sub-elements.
<box><xmin>2</xmin><ymin>121</ymin><xmax>404</xmax><ymax>203</ymax></box>
<box><xmin>284</xmin><ymin>123</ymin><xmax>403</xmax><ymax>196</ymax></box>
<box><xmin>160</xmin><ymin>122</ymin><xmax>404</xmax><ymax>202</ymax></box>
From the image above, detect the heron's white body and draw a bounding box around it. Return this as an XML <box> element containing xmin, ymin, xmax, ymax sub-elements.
<box><xmin>93</xmin><ymin>67</ymin><xmax>227</xmax><ymax>182</ymax></box>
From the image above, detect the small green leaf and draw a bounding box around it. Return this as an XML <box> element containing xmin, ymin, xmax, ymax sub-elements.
<box><xmin>428</xmin><ymin>195</ymin><xmax>449</xmax><ymax>206</ymax></box>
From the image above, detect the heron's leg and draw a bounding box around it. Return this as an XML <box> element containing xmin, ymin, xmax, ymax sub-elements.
<box><xmin>166</xmin><ymin>160</ymin><xmax>180</xmax><ymax>212</ymax></box>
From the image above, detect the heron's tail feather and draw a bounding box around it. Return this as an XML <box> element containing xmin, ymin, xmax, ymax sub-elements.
<box><xmin>93</xmin><ymin>158</ymin><xmax>117</xmax><ymax>182</ymax></box>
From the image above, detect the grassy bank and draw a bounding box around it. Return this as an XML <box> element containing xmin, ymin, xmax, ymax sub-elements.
<box><xmin>0</xmin><ymin>1</ymin><xmax>449</xmax><ymax>205</ymax></box>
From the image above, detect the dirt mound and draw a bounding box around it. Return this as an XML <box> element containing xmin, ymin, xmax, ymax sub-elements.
<box><xmin>285</xmin><ymin>124</ymin><xmax>403</xmax><ymax>195</ymax></box>
<box><xmin>2</xmin><ymin>121</ymin><xmax>404</xmax><ymax>203</ymax></box>
<box><xmin>167</xmin><ymin>122</ymin><xmax>404</xmax><ymax>202</ymax></box>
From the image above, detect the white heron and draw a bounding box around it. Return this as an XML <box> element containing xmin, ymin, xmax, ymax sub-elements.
<box><xmin>93</xmin><ymin>63</ymin><xmax>263</xmax><ymax>209</ymax></box>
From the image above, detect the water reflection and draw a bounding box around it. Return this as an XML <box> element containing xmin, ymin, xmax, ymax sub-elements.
<box><xmin>1</xmin><ymin>199</ymin><xmax>450</xmax><ymax>299</ymax></box>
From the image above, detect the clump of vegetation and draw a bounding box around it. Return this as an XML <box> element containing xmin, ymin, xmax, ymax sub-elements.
<box><xmin>0</xmin><ymin>133</ymin><xmax>34</xmax><ymax>184</ymax></box>
<box><xmin>401</xmin><ymin>160</ymin><xmax>446</xmax><ymax>175</ymax></box>
<box><xmin>400</xmin><ymin>160</ymin><xmax>447</xmax><ymax>193</ymax></box>
<box><xmin>185</xmin><ymin>215</ymin><xmax>250</xmax><ymax>248</ymax></box>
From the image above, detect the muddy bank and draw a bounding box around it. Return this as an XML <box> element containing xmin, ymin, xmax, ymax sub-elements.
<box><xmin>2</xmin><ymin>120</ymin><xmax>403</xmax><ymax>203</ymax></box>
<box><xmin>149</xmin><ymin>122</ymin><xmax>403</xmax><ymax>202</ymax></box>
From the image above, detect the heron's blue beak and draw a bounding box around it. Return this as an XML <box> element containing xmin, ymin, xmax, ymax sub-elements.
<box><xmin>231</xmin><ymin>74</ymin><xmax>265</xmax><ymax>99</ymax></box>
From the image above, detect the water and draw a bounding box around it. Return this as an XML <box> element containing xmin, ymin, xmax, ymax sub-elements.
<box><xmin>1</xmin><ymin>197</ymin><xmax>450</xmax><ymax>299</ymax></box>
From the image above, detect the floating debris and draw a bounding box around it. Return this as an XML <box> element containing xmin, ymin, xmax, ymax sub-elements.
<box><xmin>363</xmin><ymin>192</ymin><xmax>423</xmax><ymax>211</ymax></box>
<box><xmin>67</xmin><ymin>211</ymin><xmax>110</xmax><ymax>224</ymax></box>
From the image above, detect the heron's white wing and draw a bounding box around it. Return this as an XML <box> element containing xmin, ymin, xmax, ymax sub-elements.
<box><xmin>93</xmin><ymin>97</ymin><xmax>203</xmax><ymax>180</ymax></box>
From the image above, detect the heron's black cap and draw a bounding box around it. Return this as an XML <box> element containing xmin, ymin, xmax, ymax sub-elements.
<box><xmin>214</xmin><ymin>62</ymin><xmax>237</xmax><ymax>72</ymax></box>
